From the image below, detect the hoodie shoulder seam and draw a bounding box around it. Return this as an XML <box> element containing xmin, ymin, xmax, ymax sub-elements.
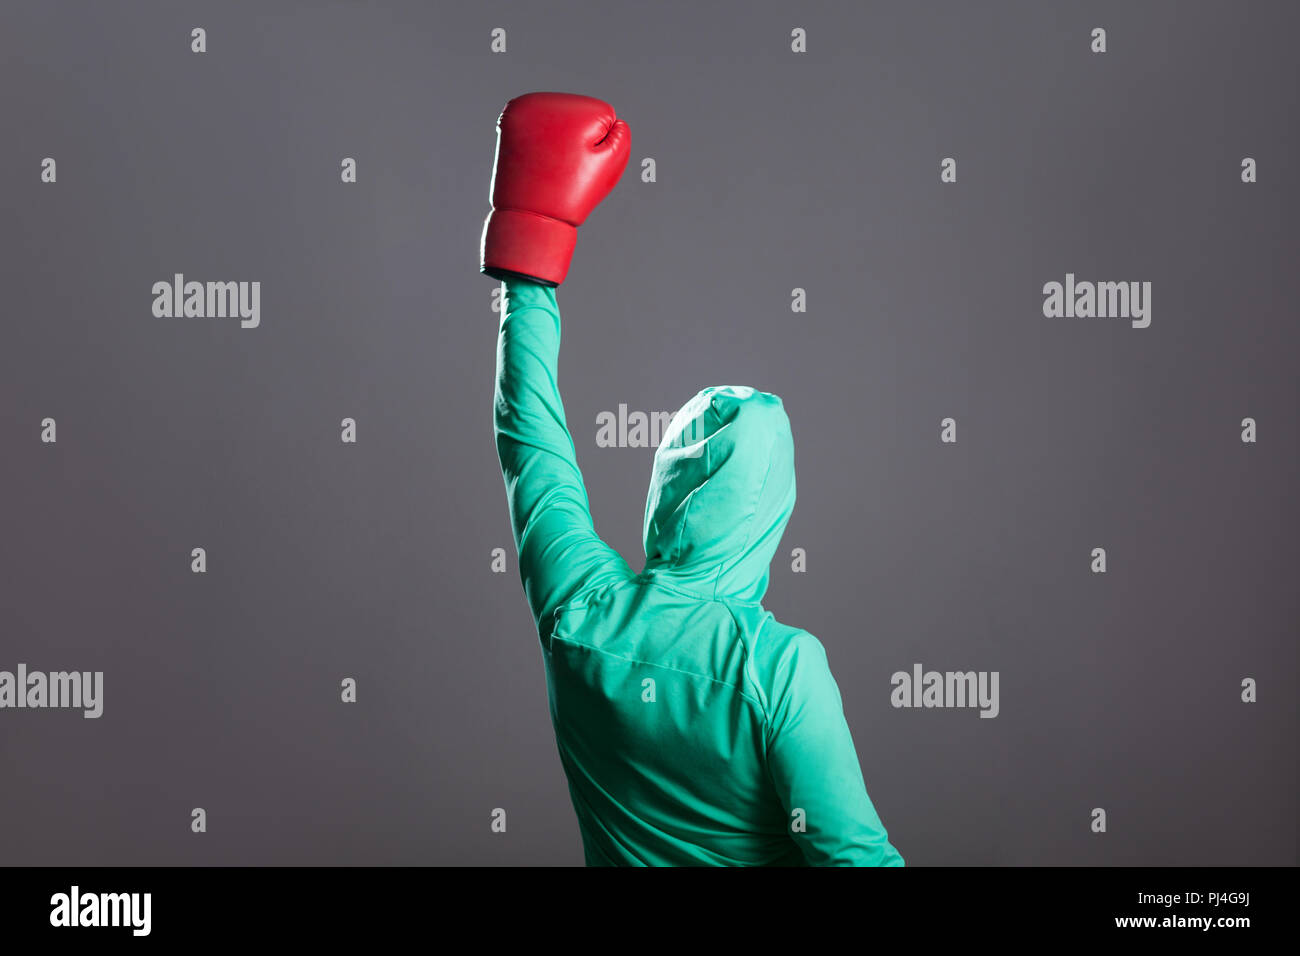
<box><xmin>723</xmin><ymin>602</ymin><xmax>776</xmax><ymax>747</ymax></box>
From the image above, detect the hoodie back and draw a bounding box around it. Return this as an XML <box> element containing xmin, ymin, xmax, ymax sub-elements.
<box><xmin>494</xmin><ymin>280</ymin><xmax>902</xmax><ymax>866</ymax></box>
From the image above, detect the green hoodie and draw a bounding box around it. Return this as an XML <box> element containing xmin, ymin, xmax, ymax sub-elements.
<box><xmin>494</xmin><ymin>278</ymin><xmax>903</xmax><ymax>866</ymax></box>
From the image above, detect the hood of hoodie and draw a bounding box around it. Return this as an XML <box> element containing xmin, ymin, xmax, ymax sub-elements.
<box><xmin>641</xmin><ymin>385</ymin><xmax>797</xmax><ymax>603</ymax></box>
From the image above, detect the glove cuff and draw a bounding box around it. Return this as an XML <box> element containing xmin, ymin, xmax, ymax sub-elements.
<box><xmin>480</xmin><ymin>209</ymin><xmax>577</xmax><ymax>287</ymax></box>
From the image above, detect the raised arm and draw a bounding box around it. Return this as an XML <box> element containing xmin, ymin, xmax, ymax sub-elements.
<box><xmin>479</xmin><ymin>92</ymin><xmax>633</xmax><ymax>634</ymax></box>
<box><xmin>494</xmin><ymin>279</ymin><xmax>630</xmax><ymax>632</ymax></box>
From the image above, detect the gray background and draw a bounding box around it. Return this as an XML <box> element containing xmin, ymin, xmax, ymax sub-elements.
<box><xmin>1</xmin><ymin>0</ymin><xmax>1296</xmax><ymax>866</ymax></box>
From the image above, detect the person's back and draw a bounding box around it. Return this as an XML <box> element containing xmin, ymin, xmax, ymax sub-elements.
<box><xmin>550</xmin><ymin>577</ymin><xmax>897</xmax><ymax>866</ymax></box>
<box><xmin>481</xmin><ymin>92</ymin><xmax>901</xmax><ymax>866</ymax></box>
<box><xmin>548</xmin><ymin>584</ymin><xmax>788</xmax><ymax>865</ymax></box>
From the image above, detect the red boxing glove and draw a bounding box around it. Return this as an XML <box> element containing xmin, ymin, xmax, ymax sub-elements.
<box><xmin>480</xmin><ymin>92</ymin><xmax>631</xmax><ymax>286</ymax></box>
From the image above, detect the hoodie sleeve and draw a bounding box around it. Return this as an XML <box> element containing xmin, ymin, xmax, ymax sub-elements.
<box><xmin>493</xmin><ymin>278</ymin><xmax>632</xmax><ymax>635</ymax></box>
<box><xmin>764</xmin><ymin>631</ymin><xmax>904</xmax><ymax>867</ymax></box>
